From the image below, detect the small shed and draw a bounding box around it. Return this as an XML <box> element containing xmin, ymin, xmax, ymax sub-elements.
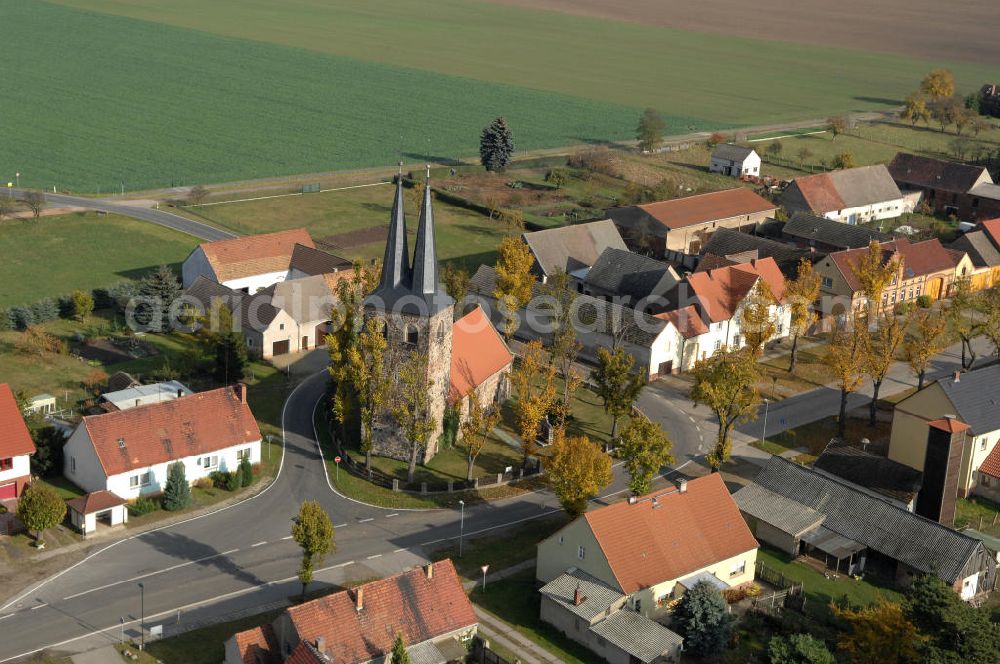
<box><xmin>67</xmin><ymin>491</ymin><xmax>128</xmax><ymax>536</ymax></box>
<box><xmin>710</xmin><ymin>144</ymin><xmax>760</xmax><ymax>178</ymax></box>
<box><xmin>27</xmin><ymin>394</ymin><xmax>57</xmax><ymax>416</ymax></box>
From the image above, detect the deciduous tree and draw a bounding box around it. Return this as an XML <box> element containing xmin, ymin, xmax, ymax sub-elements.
<box><xmin>930</xmin><ymin>95</ymin><xmax>964</xmax><ymax>133</ymax></box>
<box><xmin>832</xmin><ymin>151</ymin><xmax>856</xmax><ymax>170</ymax></box>
<box><xmin>547</xmin><ymin>432</ymin><xmax>612</xmax><ymax>517</ymax></box>
<box><xmin>509</xmin><ymin>340</ymin><xmax>557</xmax><ymax>460</ymax></box>
<box><xmin>920</xmin><ymin>68</ymin><xmax>955</xmax><ymax>101</ymax></box>
<box><xmin>849</xmin><ymin>241</ymin><xmax>899</xmax><ymax>319</ymax></box>
<box><xmin>347</xmin><ymin>320</ymin><xmax>391</xmax><ymax>471</ymax></box>
<box><xmin>493</xmin><ymin>237</ymin><xmax>536</xmax><ymax>339</ymax></box>
<box><xmin>480</xmin><ymin>117</ymin><xmax>514</xmax><ymax>172</ymax></box>
<box><xmin>543</xmin><ymin>271</ymin><xmax>582</xmax><ymax>428</ymax></box>
<box><xmin>0</xmin><ymin>194</ymin><xmax>17</xmax><ymax>220</ymax></box>
<box><xmin>976</xmin><ymin>286</ymin><xmax>1000</xmax><ymax>358</ymax></box>
<box><xmin>796</xmin><ymin>146</ymin><xmax>814</xmax><ymax>164</ymax></box>
<box><xmin>591</xmin><ymin>346</ymin><xmax>645</xmax><ymax>440</ymax></box>
<box><xmin>831</xmin><ymin>599</ymin><xmax>923</xmax><ymax>664</ymax></box>
<box><xmin>440</xmin><ymin>263</ymin><xmax>470</xmax><ymax>317</ymax></box>
<box><xmin>22</xmin><ymin>191</ymin><xmax>44</xmax><ymax>219</ymax></box>
<box><xmin>946</xmin><ymin>278</ymin><xmax>980</xmax><ymax>370</ymax></box>
<box><xmin>392</xmin><ymin>351</ymin><xmax>436</xmax><ymax>484</ymax></box>
<box><xmin>187</xmin><ymin>185</ymin><xmax>209</xmax><ymax>206</ymax></box>
<box><xmin>739</xmin><ymin>280</ymin><xmax>777</xmax><ymax>357</ymax></box>
<box><xmin>903</xmin><ymin>308</ymin><xmax>948</xmax><ymax>389</ymax></box>
<box><xmin>827</xmin><ymin>115</ymin><xmax>847</xmax><ymax>140</ymax></box>
<box><xmin>901</xmin><ymin>93</ymin><xmax>931</xmax><ymax>126</ymax></box>
<box><xmin>673</xmin><ymin>580</ymin><xmax>730</xmax><ymax>657</ymax></box>
<box><xmin>786</xmin><ymin>258</ymin><xmax>821</xmax><ymax>372</ymax></box>
<box><xmin>826</xmin><ymin>316</ymin><xmax>866</xmax><ymax>438</ymax></box>
<box><xmin>860</xmin><ymin>312</ymin><xmax>904</xmax><ymax>427</ymax></box>
<box><xmin>636</xmin><ymin>107</ymin><xmax>666</xmax><ymax>153</ymax></box>
<box><xmin>291</xmin><ymin>501</ymin><xmax>334</xmax><ymax>599</ymax></box>
<box><xmin>70</xmin><ymin>290</ymin><xmax>94</xmax><ymax>321</ymax></box>
<box><xmin>161</xmin><ymin>462</ymin><xmax>191</xmax><ymax>511</ymax></box>
<box><xmin>617</xmin><ymin>413</ymin><xmax>673</xmax><ymax>496</ymax></box>
<box><xmin>767</xmin><ymin>634</ymin><xmax>834</xmax><ymax>664</ymax></box>
<box><xmin>460</xmin><ymin>390</ymin><xmax>500</xmax><ymax>481</ymax></box>
<box><xmin>690</xmin><ymin>348</ymin><xmax>761</xmax><ymax>471</ymax></box>
<box><xmin>17</xmin><ymin>481</ymin><xmax>66</xmax><ymax>546</ymax></box>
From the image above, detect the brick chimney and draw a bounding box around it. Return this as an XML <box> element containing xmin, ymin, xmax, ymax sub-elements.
<box><xmin>234</xmin><ymin>383</ymin><xmax>247</xmax><ymax>403</ymax></box>
<box><xmin>315</xmin><ymin>637</ymin><xmax>326</xmax><ymax>653</ymax></box>
<box><xmin>916</xmin><ymin>416</ymin><xmax>969</xmax><ymax>527</ymax></box>
<box><xmin>355</xmin><ymin>587</ymin><xmax>364</xmax><ymax>612</ymax></box>
<box><xmin>425</xmin><ymin>563</ymin><xmax>433</xmax><ymax>581</ymax></box>
<box><xmin>953</xmin><ymin>371</ymin><xmax>961</xmax><ymax>383</ymax></box>
<box><xmin>677</xmin><ymin>479</ymin><xmax>688</xmax><ymax>494</ymax></box>
<box><xmin>573</xmin><ymin>584</ymin><xmax>586</xmax><ymax>606</ymax></box>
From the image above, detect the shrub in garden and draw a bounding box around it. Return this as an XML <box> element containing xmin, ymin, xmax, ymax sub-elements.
<box><xmin>128</xmin><ymin>497</ymin><xmax>157</xmax><ymax>516</ymax></box>
<box><xmin>7</xmin><ymin>306</ymin><xmax>36</xmax><ymax>330</ymax></box>
<box><xmin>239</xmin><ymin>457</ymin><xmax>254</xmax><ymax>487</ymax></box>
<box><xmin>225</xmin><ymin>471</ymin><xmax>242</xmax><ymax>492</ymax></box>
<box><xmin>161</xmin><ymin>462</ymin><xmax>191</xmax><ymax>511</ymax></box>
<box><xmin>31</xmin><ymin>298</ymin><xmax>60</xmax><ymax>323</ymax></box>
<box><xmin>916</xmin><ymin>294</ymin><xmax>932</xmax><ymax>308</ymax></box>
<box><xmin>194</xmin><ymin>477</ymin><xmax>214</xmax><ymax>491</ymax></box>
<box><xmin>209</xmin><ymin>470</ymin><xmax>228</xmax><ymax>489</ymax></box>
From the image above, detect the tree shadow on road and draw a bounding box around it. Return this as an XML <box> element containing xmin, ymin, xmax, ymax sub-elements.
<box><xmin>140</xmin><ymin>530</ymin><xmax>267</xmax><ymax>589</ymax></box>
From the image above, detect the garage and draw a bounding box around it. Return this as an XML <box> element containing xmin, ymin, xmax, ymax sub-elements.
<box><xmin>0</xmin><ymin>483</ymin><xmax>15</xmax><ymax>500</ymax></box>
<box><xmin>272</xmin><ymin>340</ymin><xmax>290</xmax><ymax>356</ymax></box>
<box><xmin>67</xmin><ymin>491</ymin><xmax>128</xmax><ymax>537</ymax></box>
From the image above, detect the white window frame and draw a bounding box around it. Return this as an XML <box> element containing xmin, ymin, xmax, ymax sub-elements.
<box><xmin>236</xmin><ymin>448</ymin><xmax>251</xmax><ymax>461</ymax></box>
<box><xmin>200</xmin><ymin>455</ymin><xmax>219</xmax><ymax>469</ymax></box>
<box><xmin>130</xmin><ymin>472</ymin><xmax>151</xmax><ymax>488</ymax></box>
<box><xmin>730</xmin><ymin>560</ymin><xmax>746</xmax><ymax>578</ymax></box>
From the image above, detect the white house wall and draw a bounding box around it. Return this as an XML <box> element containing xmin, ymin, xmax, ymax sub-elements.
<box><xmin>0</xmin><ymin>455</ymin><xmax>30</xmax><ymax>484</ymax></box>
<box><xmin>822</xmin><ymin>198</ymin><xmax>913</xmax><ymax>225</ymax></box>
<box><xmin>63</xmin><ymin>427</ymin><xmax>111</xmax><ymax>494</ymax></box>
<box><xmin>222</xmin><ymin>271</ymin><xmax>291</xmax><ymax>294</ymax></box>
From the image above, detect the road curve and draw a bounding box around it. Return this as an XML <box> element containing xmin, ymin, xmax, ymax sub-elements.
<box><xmin>6</xmin><ymin>188</ymin><xmax>235</xmax><ymax>242</ymax></box>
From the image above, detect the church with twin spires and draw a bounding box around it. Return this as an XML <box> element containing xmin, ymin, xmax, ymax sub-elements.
<box><xmin>363</xmin><ymin>167</ymin><xmax>513</xmax><ymax>463</ymax></box>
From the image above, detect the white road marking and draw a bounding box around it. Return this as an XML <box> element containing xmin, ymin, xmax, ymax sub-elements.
<box><xmin>394</xmin><ymin>548</ymin><xmax>407</xmax><ymax>553</ymax></box>
<box><xmin>358</xmin><ymin>518</ymin><xmax>374</xmax><ymax>524</ymax></box>
<box><xmin>688</xmin><ymin>415</ymin><xmax>696</xmax><ymax>423</ymax></box>
<box><xmin>251</xmin><ymin>541</ymin><xmax>267</xmax><ymax>548</ymax></box>
<box><xmin>385</xmin><ymin>513</ymin><xmax>399</xmax><ymax>518</ymax></box>
<box><xmin>29</xmin><ymin>604</ymin><xmax>46</xmax><ymax>611</ymax></box>
<box><xmin>0</xmin><ymin>614</ymin><xmax>12</xmax><ymax>622</ymax></box>
<box><xmin>335</xmin><ymin>523</ymin><xmax>348</xmax><ymax>529</ymax></box>
<box><xmin>281</xmin><ymin>535</ymin><xmax>293</xmax><ymax>541</ymax></box>
<box><xmin>61</xmin><ymin>549</ymin><xmax>241</xmax><ymax>601</ymax></box>
<box><xmin>334</xmin><ymin>561</ymin><xmax>355</xmax><ymax>569</ymax></box>
<box><xmin>366</xmin><ymin>554</ymin><xmax>382</xmax><ymax>560</ymax></box>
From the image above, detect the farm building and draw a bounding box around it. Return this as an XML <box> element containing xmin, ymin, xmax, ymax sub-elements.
<box><xmin>521</xmin><ymin>219</ymin><xmax>628</xmax><ymax>282</ymax></box>
<box><xmin>709</xmin><ymin>144</ymin><xmax>761</xmax><ymax>178</ymax></box>
<box><xmin>697</xmin><ymin>227</ymin><xmax>814</xmax><ymax>278</ymax></box>
<box><xmin>577</xmin><ymin>247</ymin><xmax>679</xmax><ymax>309</ymax></box>
<box><xmin>780</xmin><ymin>165</ymin><xmax>910</xmax><ymax>224</ymax></box>
<box><xmin>781</xmin><ymin>211</ymin><xmax>889</xmax><ymax>252</ymax></box>
<box><xmin>888</xmin><ymin>153</ymin><xmax>1000</xmax><ymax>221</ymax></box>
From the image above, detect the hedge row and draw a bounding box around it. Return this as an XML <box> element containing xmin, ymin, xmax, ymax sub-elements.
<box><xmin>1</xmin><ymin>282</ymin><xmax>138</xmax><ymax>331</ymax></box>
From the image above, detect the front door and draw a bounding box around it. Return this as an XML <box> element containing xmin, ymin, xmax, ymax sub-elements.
<box><xmin>272</xmin><ymin>340</ymin><xmax>290</xmax><ymax>356</ymax></box>
<box><xmin>0</xmin><ymin>483</ymin><xmax>16</xmax><ymax>500</ymax></box>
<box><xmin>962</xmin><ymin>575</ymin><xmax>979</xmax><ymax>600</ymax></box>
<box><xmin>302</xmin><ymin>336</ymin><xmax>309</xmax><ymax>351</ymax></box>
<box><xmin>658</xmin><ymin>360</ymin><xmax>673</xmax><ymax>376</ymax></box>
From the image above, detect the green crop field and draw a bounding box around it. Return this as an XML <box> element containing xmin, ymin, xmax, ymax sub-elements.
<box><xmin>0</xmin><ymin>212</ymin><xmax>197</xmax><ymax>308</ymax></box>
<box><xmin>2</xmin><ymin>0</ymin><xmax>996</xmax><ymax>192</ymax></box>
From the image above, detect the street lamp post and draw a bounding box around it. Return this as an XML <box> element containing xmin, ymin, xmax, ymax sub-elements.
<box><xmin>120</xmin><ymin>617</ymin><xmax>125</xmax><ymax>645</ymax></box>
<box><xmin>458</xmin><ymin>500</ymin><xmax>465</xmax><ymax>557</ymax></box>
<box><xmin>481</xmin><ymin>564</ymin><xmax>489</xmax><ymax>592</ymax></box>
<box><xmin>760</xmin><ymin>398</ymin><xmax>770</xmax><ymax>447</ymax></box>
<box><xmin>138</xmin><ymin>582</ymin><xmax>145</xmax><ymax>651</ymax></box>
<box><xmin>15</xmin><ymin>172</ymin><xmax>19</xmax><ymax>188</ymax></box>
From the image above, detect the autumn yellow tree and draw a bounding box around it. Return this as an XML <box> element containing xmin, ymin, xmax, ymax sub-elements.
<box><xmin>391</xmin><ymin>351</ymin><xmax>436</xmax><ymax>484</ymax></box>
<box><xmin>946</xmin><ymin>278</ymin><xmax>980</xmax><ymax>370</ymax></box>
<box><xmin>860</xmin><ymin>312</ymin><xmax>905</xmax><ymax>427</ymax></box>
<box><xmin>347</xmin><ymin>318</ymin><xmax>391</xmax><ymax>471</ymax></box>
<box><xmin>591</xmin><ymin>346</ymin><xmax>645</xmax><ymax>440</ymax></box>
<box><xmin>831</xmin><ymin>599</ymin><xmax>924</xmax><ymax>664</ymax></box>
<box><xmin>460</xmin><ymin>390</ymin><xmax>500</xmax><ymax>481</ymax></box>
<box><xmin>977</xmin><ymin>286</ymin><xmax>1000</xmax><ymax>359</ymax></box>
<box><xmin>739</xmin><ymin>280</ymin><xmax>776</xmax><ymax>357</ymax></box>
<box><xmin>920</xmin><ymin>68</ymin><xmax>955</xmax><ymax>101</ymax></box>
<box><xmin>901</xmin><ymin>93</ymin><xmax>931</xmax><ymax>126</ymax></box>
<box><xmin>543</xmin><ymin>271</ymin><xmax>583</xmax><ymax>429</ymax></box>
<box><xmin>849</xmin><ymin>241</ymin><xmax>899</xmax><ymax>320</ymax></box>
<box><xmin>547</xmin><ymin>432</ymin><xmax>613</xmax><ymax>517</ymax></box>
<box><xmin>826</xmin><ymin>315</ymin><xmax>866</xmax><ymax>438</ymax></box>
<box><xmin>785</xmin><ymin>258</ymin><xmax>821</xmax><ymax>372</ymax></box>
<box><xmin>493</xmin><ymin>237</ymin><xmax>536</xmax><ymax>339</ymax></box>
<box><xmin>509</xmin><ymin>340</ymin><xmax>557</xmax><ymax>461</ymax></box>
<box><xmin>617</xmin><ymin>413</ymin><xmax>674</xmax><ymax>496</ymax></box>
<box><xmin>903</xmin><ymin>308</ymin><xmax>948</xmax><ymax>389</ymax></box>
<box><xmin>690</xmin><ymin>348</ymin><xmax>761</xmax><ymax>471</ymax></box>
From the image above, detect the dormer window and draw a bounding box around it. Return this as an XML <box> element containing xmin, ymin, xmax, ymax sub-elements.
<box><xmin>118</xmin><ymin>438</ymin><xmax>126</xmax><ymax>449</ymax></box>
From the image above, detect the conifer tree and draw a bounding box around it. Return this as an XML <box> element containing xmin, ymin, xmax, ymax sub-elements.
<box><xmin>162</xmin><ymin>462</ymin><xmax>191</xmax><ymax>511</ymax></box>
<box><xmin>479</xmin><ymin>117</ymin><xmax>514</xmax><ymax>172</ymax></box>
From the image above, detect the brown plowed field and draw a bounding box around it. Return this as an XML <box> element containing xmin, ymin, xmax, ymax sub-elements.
<box><xmin>486</xmin><ymin>0</ymin><xmax>1000</xmax><ymax>65</ymax></box>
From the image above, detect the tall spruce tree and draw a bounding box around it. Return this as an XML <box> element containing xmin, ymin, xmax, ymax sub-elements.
<box><xmin>673</xmin><ymin>580</ymin><xmax>730</xmax><ymax>657</ymax></box>
<box><xmin>162</xmin><ymin>462</ymin><xmax>191</xmax><ymax>511</ymax></box>
<box><xmin>480</xmin><ymin>117</ymin><xmax>514</xmax><ymax>172</ymax></box>
<box><xmin>213</xmin><ymin>305</ymin><xmax>248</xmax><ymax>384</ymax></box>
<box><xmin>390</xmin><ymin>633</ymin><xmax>411</xmax><ymax>664</ymax></box>
<box><xmin>138</xmin><ymin>264</ymin><xmax>182</xmax><ymax>331</ymax></box>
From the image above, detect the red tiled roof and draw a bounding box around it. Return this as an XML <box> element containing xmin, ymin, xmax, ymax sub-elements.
<box><xmin>0</xmin><ymin>384</ymin><xmax>35</xmax><ymax>459</ymax></box>
<box><xmin>980</xmin><ymin>218</ymin><xmax>1000</xmax><ymax>246</ymax></box>
<box><xmin>684</xmin><ymin>257</ymin><xmax>786</xmax><ymax>323</ymax></box>
<box><xmin>828</xmin><ymin>238</ymin><xmax>955</xmax><ymax>292</ymax></box>
<box><xmin>979</xmin><ymin>443</ymin><xmax>1000</xmax><ymax>479</ymax></box>
<box><xmin>81</xmin><ymin>386</ymin><xmax>260</xmax><ymax>477</ymax></box>
<box><xmin>279</xmin><ymin>560</ymin><xmax>476</xmax><ymax>664</ymax></box>
<box><xmin>791</xmin><ymin>173</ymin><xmax>846</xmax><ymax>214</ymax></box>
<box><xmin>285</xmin><ymin>642</ymin><xmax>325</xmax><ymax>664</ymax></box>
<box><xmin>637</xmin><ymin>188</ymin><xmax>776</xmax><ymax>230</ymax></box>
<box><xmin>928</xmin><ymin>417</ymin><xmax>971</xmax><ymax>434</ymax></box>
<box><xmin>66</xmin><ymin>490</ymin><xmax>127</xmax><ymax>515</ymax></box>
<box><xmin>234</xmin><ymin>625</ymin><xmax>280</xmax><ymax>664</ymax></box>
<box><xmin>656</xmin><ymin>305</ymin><xmax>710</xmax><ymax>339</ymax></box>
<box><xmin>584</xmin><ymin>474</ymin><xmax>759</xmax><ymax>595</ymax></box>
<box><xmin>200</xmin><ymin>229</ymin><xmax>314</xmax><ymax>282</ymax></box>
<box><xmin>449</xmin><ymin>306</ymin><xmax>514</xmax><ymax>403</ymax></box>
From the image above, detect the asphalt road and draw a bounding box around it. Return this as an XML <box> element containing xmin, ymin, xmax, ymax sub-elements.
<box><xmin>0</xmin><ymin>370</ymin><xmax>677</xmax><ymax>662</ymax></box>
<box><xmin>5</xmin><ymin>189</ymin><xmax>234</xmax><ymax>242</ymax></box>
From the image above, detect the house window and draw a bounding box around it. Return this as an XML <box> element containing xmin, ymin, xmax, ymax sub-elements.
<box><xmin>732</xmin><ymin>335</ymin><xmax>741</xmax><ymax>348</ymax></box>
<box><xmin>247</xmin><ymin>338</ymin><xmax>253</xmax><ymax>347</ymax></box>
<box><xmin>577</xmin><ymin>546</ymin><xmax>586</xmax><ymax>560</ymax></box>
<box><xmin>776</xmin><ymin>322</ymin><xmax>784</xmax><ymax>335</ymax></box>
<box><xmin>0</xmin><ymin>458</ymin><xmax>12</xmax><ymax>472</ymax></box>
<box><xmin>437</xmin><ymin>321</ymin><xmax>446</xmax><ymax>343</ymax></box>
<box><xmin>130</xmin><ymin>472</ymin><xmax>151</xmax><ymax>488</ymax></box>
<box><xmin>907</xmin><ymin>289</ymin><xmax>913</xmax><ymax>300</ymax></box>
<box><xmin>237</xmin><ymin>448</ymin><xmax>251</xmax><ymax>461</ymax></box>
<box><xmin>980</xmin><ymin>438</ymin><xmax>987</xmax><ymax>452</ymax></box>
<box><xmin>70</xmin><ymin>457</ymin><xmax>76</xmax><ymax>474</ymax></box>
<box><xmin>200</xmin><ymin>455</ymin><xmax>219</xmax><ymax>469</ymax></box>
<box><xmin>406</xmin><ymin>325</ymin><xmax>419</xmax><ymax>346</ymax></box>
<box><xmin>730</xmin><ymin>560</ymin><xmax>747</xmax><ymax>577</ymax></box>
<box><xmin>821</xmin><ymin>277</ymin><xmax>833</xmax><ymax>289</ymax></box>
<box><xmin>279</xmin><ymin>323</ymin><xmax>285</xmax><ymax>330</ymax></box>
<box><xmin>982</xmin><ymin>474</ymin><xmax>991</xmax><ymax>487</ymax></box>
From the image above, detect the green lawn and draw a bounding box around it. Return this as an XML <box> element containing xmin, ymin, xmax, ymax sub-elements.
<box><xmin>472</xmin><ymin>569</ymin><xmax>602</xmax><ymax>664</ymax></box>
<box><xmin>0</xmin><ymin>212</ymin><xmax>197</xmax><ymax>308</ymax></box>
<box><xmin>752</xmin><ymin>416</ymin><xmax>890</xmax><ymax>457</ymax></box>
<box><xmin>756</xmin><ymin>547</ymin><xmax>902</xmax><ymax>623</ymax></box>
<box><xmin>956</xmin><ymin>497</ymin><xmax>1000</xmax><ymax>537</ymax></box>
<box><xmin>137</xmin><ymin>608</ymin><xmax>285</xmax><ymax>664</ymax></box>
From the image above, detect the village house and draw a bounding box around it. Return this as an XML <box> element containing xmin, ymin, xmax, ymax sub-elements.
<box><xmin>577</xmin><ymin>247</ymin><xmax>679</xmax><ymax>309</ymax></box>
<box><xmin>0</xmin><ymin>383</ymin><xmax>35</xmax><ymax>501</ymax></box>
<box><xmin>709</xmin><ymin>144</ymin><xmax>761</xmax><ymax>178</ymax></box>
<box><xmin>813</xmin><ymin>237</ymin><xmax>972</xmax><ymax>324</ymax></box>
<box><xmin>948</xmin><ymin>217</ymin><xmax>1000</xmax><ymax>291</ymax></box>
<box><xmin>537</xmin><ymin>474</ymin><xmax>759</xmax><ymax>617</ymax></box>
<box><xmin>780</xmin><ymin>164</ymin><xmax>912</xmax><ymax>224</ymax></box>
<box><xmin>697</xmin><ymin>227</ymin><xmax>814</xmax><ymax>278</ymax></box>
<box><xmin>607</xmin><ymin>188</ymin><xmax>777</xmax><ymax>261</ymax></box>
<box><xmin>224</xmin><ymin>560</ymin><xmax>476</xmax><ymax>664</ymax></box>
<box><xmin>813</xmin><ymin>443</ymin><xmax>923</xmax><ymax>511</ymax></box>
<box><xmin>62</xmin><ymin>385</ymin><xmax>261</xmax><ymax>499</ymax></box>
<box><xmin>735</xmin><ymin>457</ymin><xmax>996</xmax><ymax>600</ymax></box>
<box><xmin>781</xmin><ymin>211</ymin><xmax>889</xmax><ymax>252</ymax></box>
<box><xmin>889</xmin><ymin>366</ymin><xmax>1000</xmax><ymax>501</ymax></box>
<box><xmin>521</xmin><ymin>219</ymin><xmax>628</xmax><ymax>283</ymax></box>
<box><xmin>887</xmin><ymin>153</ymin><xmax>1000</xmax><ymax>221</ymax></box>
<box><xmin>181</xmin><ymin>228</ymin><xmax>352</xmax><ymax>292</ymax></box>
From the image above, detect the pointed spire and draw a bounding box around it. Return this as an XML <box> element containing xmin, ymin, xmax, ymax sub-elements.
<box><xmin>410</xmin><ymin>165</ymin><xmax>441</xmax><ymax>296</ymax></box>
<box><xmin>376</xmin><ymin>162</ymin><xmax>411</xmax><ymax>292</ymax></box>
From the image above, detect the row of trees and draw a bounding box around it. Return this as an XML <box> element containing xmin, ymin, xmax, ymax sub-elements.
<box><xmin>900</xmin><ymin>69</ymin><xmax>992</xmax><ymax>136</ymax></box>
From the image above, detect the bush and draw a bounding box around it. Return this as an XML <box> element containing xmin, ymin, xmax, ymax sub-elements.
<box><xmin>209</xmin><ymin>470</ymin><xmax>229</xmax><ymax>489</ymax></box>
<box><xmin>224</xmin><ymin>471</ymin><xmax>242</xmax><ymax>492</ymax></box>
<box><xmin>127</xmin><ymin>497</ymin><xmax>157</xmax><ymax>516</ymax></box>
<box><xmin>194</xmin><ymin>477</ymin><xmax>214</xmax><ymax>490</ymax></box>
<box><xmin>31</xmin><ymin>298</ymin><xmax>60</xmax><ymax>323</ymax></box>
<box><xmin>238</xmin><ymin>457</ymin><xmax>254</xmax><ymax>488</ymax></box>
<box><xmin>251</xmin><ymin>463</ymin><xmax>263</xmax><ymax>478</ymax></box>
<box><xmin>894</xmin><ymin>301</ymin><xmax>915</xmax><ymax>315</ymax></box>
<box><xmin>544</xmin><ymin>168</ymin><xmax>569</xmax><ymax>188</ymax></box>
<box><xmin>7</xmin><ymin>305</ymin><xmax>36</xmax><ymax>330</ymax></box>
<box><xmin>916</xmin><ymin>294</ymin><xmax>933</xmax><ymax>308</ymax></box>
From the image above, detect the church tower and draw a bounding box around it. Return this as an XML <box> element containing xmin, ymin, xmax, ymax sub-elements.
<box><xmin>364</xmin><ymin>165</ymin><xmax>454</xmax><ymax>463</ymax></box>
